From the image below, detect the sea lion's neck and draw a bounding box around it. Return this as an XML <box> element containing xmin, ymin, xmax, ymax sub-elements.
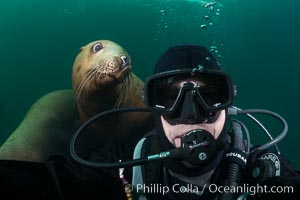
<box><xmin>76</xmin><ymin>84</ymin><xmax>123</xmax><ymax>124</ymax></box>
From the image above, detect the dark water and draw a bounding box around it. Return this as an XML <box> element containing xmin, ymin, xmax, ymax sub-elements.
<box><xmin>0</xmin><ymin>0</ymin><xmax>299</xmax><ymax>168</ymax></box>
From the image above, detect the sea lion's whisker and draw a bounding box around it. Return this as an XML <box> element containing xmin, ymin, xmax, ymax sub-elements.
<box><xmin>76</xmin><ymin>73</ymin><xmax>90</xmax><ymax>97</ymax></box>
<box><xmin>114</xmin><ymin>95</ymin><xmax>122</xmax><ymax>109</ymax></box>
<box><xmin>125</xmin><ymin>73</ymin><xmax>132</xmax><ymax>102</ymax></box>
<box><xmin>114</xmin><ymin>72</ymin><xmax>131</xmax><ymax>109</ymax></box>
<box><xmin>117</xmin><ymin>76</ymin><xmax>128</xmax><ymax>108</ymax></box>
<box><xmin>113</xmin><ymin>82</ymin><xmax>124</xmax><ymax>108</ymax></box>
<box><xmin>123</xmin><ymin>73</ymin><xmax>130</xmax><ymax>104</ymax></box>
<box><xmin>76</xmin><ymin>69</ymin><xmax>98</xmax><ymax>105</ymax></box>
<box><xmin>97</xmin><ymin>71</ymin><xmax>102</xmax><ymax>80</ymax></box>
<box><xmin>87</xmin><ymin>68</ymin><xmax>98</xmax><ymax>79</ymax></box>
<box><xmin>76</xmin><ymin>78</ymin><xmax>89</xmax><ymax>106</ymax></box>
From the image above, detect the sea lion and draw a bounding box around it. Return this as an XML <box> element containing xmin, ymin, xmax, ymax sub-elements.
<box><xmin>0</xmin><ymin>40</ymin><xmax>153</xmax><ymax>162</ymax></box>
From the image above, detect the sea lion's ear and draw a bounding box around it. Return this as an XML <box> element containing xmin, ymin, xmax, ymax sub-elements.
<box><xmin>79</xmin><ymin>46</ymin><xmax>85</xmax><ymax>51</ymax></box>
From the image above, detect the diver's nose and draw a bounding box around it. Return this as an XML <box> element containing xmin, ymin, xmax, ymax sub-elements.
<box><xmin>180</xmin><ymin>91</ymin><xmax>203</xmax><ymax>124</ymax></box>
<box><xmin>120</xmin><ymin>55</ymin><xmax>129</xmax><ymax>70</ymax></box>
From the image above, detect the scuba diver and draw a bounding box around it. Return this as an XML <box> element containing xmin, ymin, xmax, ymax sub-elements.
<box><xmin>126</xmin><ymin>44</ymin><xmax>300</xmax><ymax>200</ymax></box>
<box><xmin>131</xmin><ymin>44</ymin><xmax>236</xmax><ymax>199</ymax></box>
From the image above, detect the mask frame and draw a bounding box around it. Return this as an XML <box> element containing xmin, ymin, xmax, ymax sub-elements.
<box><xmin>143</xmin><ymin>68</ymin><xmax>236</xmax><ymax>115</ymax></box>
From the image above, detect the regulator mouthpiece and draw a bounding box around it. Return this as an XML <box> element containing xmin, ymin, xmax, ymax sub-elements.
<box><xmin>181</xmin><ymin>129</ymin><xmax>217</xmax><ymax>166</ymax></box>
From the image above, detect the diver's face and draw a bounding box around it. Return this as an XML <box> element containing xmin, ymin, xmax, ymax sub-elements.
<box><xmin>161</xmin><ymin>109</ymin><xmax>226</xmax><ymax>148</ymax></box>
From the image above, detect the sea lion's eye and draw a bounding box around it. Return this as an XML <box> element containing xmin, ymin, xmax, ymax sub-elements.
<box><xmin>92</xmin><ymin>43</ymin><xmax>103</xmax><ymax>53</ymax></box>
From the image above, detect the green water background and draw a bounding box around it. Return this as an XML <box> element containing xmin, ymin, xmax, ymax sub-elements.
<box><xmin>0</xmin><ymin>0</ymin><xmax>299</xmax><ymax>168</ymax></box>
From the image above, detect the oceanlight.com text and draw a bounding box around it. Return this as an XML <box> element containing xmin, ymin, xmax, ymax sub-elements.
<box><xmin>208</xmin><ymin>184</ymin><xmax>294</xmax><ymax>196</ymax></box>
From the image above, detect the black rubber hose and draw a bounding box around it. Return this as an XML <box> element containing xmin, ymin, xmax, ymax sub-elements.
<box><xmin>218</xmin><ymin>121</ymin><xmax>244</xmax><ymax>200</ymax></box>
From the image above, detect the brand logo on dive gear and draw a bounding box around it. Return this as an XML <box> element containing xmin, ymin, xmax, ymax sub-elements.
<box><xmin>226</xmin><ymin>152</ymin><xmax>247</xmax><ymax>164</ymax></box>
<box><xmin>259</xmin><ymin>153</ymin><xmax>280</xmax><ymax>176</ymax></box>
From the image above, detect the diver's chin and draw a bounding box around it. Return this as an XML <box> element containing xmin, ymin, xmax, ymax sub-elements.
<box><xmin>174</xmin><ymin>137</ymin><xmax>182</xmax><ymax>148</ymax></box>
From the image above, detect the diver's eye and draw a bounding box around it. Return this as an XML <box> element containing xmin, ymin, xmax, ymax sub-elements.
<box><xmin>92</xmin><ymin>43</ymin><xmax>103</xmax><ymax>53</ymax></box>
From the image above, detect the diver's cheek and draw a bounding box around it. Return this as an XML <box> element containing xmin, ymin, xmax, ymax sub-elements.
<box><xmin>164</xmin><ymin>129</ymin><xmax>176</xmax><ymax>147</ymax></box>
<box><xmin>212</xmin><ymin>110</ymin><xmax>226</xmax><ymax>139</ymax></box>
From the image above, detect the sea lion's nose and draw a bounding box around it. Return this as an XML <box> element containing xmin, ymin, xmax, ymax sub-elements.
<box><xmin>120</xmin><ymin>55</ymin><xmax>129</xmax><ymax>70</ymax></box>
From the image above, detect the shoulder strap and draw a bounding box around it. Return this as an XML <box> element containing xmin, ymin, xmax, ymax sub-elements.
<box><xmin>132</xmin><ymin>137</ymin><xmax>147</xmax><ymax>200</ymax></box>
<box><xmin>132</xmin><ymin>130</ymin><xmax>161</xmax><ymax>200</ymax></box>
<box><xmin>141</xmin><ymin>132</ymin><xmax>161</xmax><ymax>185</ymax></box>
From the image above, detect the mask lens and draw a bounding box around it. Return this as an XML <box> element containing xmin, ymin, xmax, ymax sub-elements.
<box><xmin>145</xmin><ymin>70</ymin><xmax>233</xmax><ymax>112</ymax></box>
<box><xmin>147</xmin><ymin>76</ymin><xmax>181</xmax><ymax>109</ymax></box>
<box><xmin>196</xmin><ymin>73</ymin><xmax>229</xmax><ymax>108</ymax></box>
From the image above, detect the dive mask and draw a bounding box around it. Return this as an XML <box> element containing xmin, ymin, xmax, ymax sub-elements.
<box><xmin>143</xmin><ymin>68</ymin><xmax>235</xmax><ymax>124</ymax></box>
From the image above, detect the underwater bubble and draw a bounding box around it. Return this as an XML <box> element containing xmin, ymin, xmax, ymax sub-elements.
<box><xmin>216</xmin><ymin>12</ymin><xmax>220</xmax><ymax>15</ymax></box>
<box><xmin>204</xmin><ymin>15</ymin><xmax>210</xmax><ymax>20</ymax></box>
<box><xmin>210</xmin><ymin>45</ymin><xmax>217</xmax><ymax>52</ymax></box>
<box><xmin>209</xmin><ymin>23</ymin><xmax>213</xmax><ymax>26</ymax></box>
<box><xmin>200</xmin><ymin>24</ymin><xmax>207</xmax><ymax>28</ymax></box>
<box><xmin>205</xmin><ymin>57</ymin><xmax>211</xmax><ymax>61</ymax></box>
<box><xmin>203</xmin><ymin>2</ymin><xmax>217</xmax><ymax>11</ymax></box>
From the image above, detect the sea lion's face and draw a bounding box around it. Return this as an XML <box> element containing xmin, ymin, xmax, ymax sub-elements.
<box><xmin>72</xmin><ymin>40</ymin><xmax>132</xmax><ymax>100</ymax></box>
